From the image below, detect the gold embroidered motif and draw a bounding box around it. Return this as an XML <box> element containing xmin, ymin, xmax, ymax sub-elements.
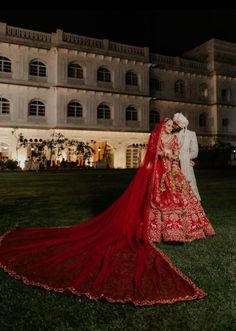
<box><xmin>147</xmin><ymin>133</ymin><xmax>215</xmax><ymax>243</ymax></box>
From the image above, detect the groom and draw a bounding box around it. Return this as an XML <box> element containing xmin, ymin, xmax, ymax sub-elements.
<box><xmin>172</xmin><ymin>113</ymin><xmax>201</xmax><ymax>200</ymax></box>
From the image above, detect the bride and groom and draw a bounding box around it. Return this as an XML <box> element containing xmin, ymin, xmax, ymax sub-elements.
<box><xmin>0</xmin><ymin>113</ymin><xmax>215</xmax><ymax>306</ymax></box>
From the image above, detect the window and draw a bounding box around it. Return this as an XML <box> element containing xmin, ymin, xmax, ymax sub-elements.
<box><xmin>222</xmin><ymin>118</ymin><xmax>229</xmax><ymax>127</ymax></box>
<box><xmin>126</xmin><ymin>71</ymin><xmax>138</xmax><ymax>86</ymax></box>
<box><xmin>126</xmin><ymin>146</ymin><xmax>140</xmax><ymax>168</ymax></box>
<box><xmin>0</xmin><ymin>143</ymin><xmax>9</xmax><ymax>159</ymax></box>
<box><xmin>29</xmin><ymin>60</ymin><xmax>46</xmax><ymax>77</ymax></box>
<box><xmin>221</xmin><ymin>89</ymin><xmax>231</xmax><ymax>103</ymax></box>
<box><xmin>0</xmin><ymin>56</ymin><xmax>11</xmax><ymax>73</ymax></box>
<box><xmin>0</xmin><ymin>97</ymin><xmax>10</xmax><ymax>114</ymax></box>
<box><xmin>222</xmin><ymin>118</ymin><xmax>229</xmax><ymax>132</ymax></box>
<box><xmin>68</xmin><ymin>63</ymin><xmax>83</xmax><ymax>79</ymax></box>
<box><xmin>150</xmin><ymin>78</ymin><xmax>162</xmax><ymax>91</ymax></box>
<box><xmin>67</xmin><ymin>101</ymin><xmax>83</xmax><ymax>117</ymax></box>
<box><xmin>126</xmin><ymin>106</ymin><xmax>138</xmax><ymax>121</ymax></box>
<box><xmin>175</xmin><ymin>80</ymin><xmax>185</xmax><ymax>97</ymax></box>
<box><xmin>97</xmin><ymin>103</ymin><xmax>111</xmax><ymax>119</ymax></box>
<box><xmin>97</xmin><ymin>67</ymin><xmax>111</xmax><ymax>82</ymax></box>
<box><xmin>150</xmin><ymin>110</ymin><xmax>160</xmax><ymax>129</ymax></box>
<box><xmin>28</xmin><ymin>100</ymin><xmax>45</xmax><ymax>116</ymax></box>
<box><xmin>199</xmin><ymin>113</ymin><xmax>207</xmax><ymax>127</ymax></box>
<box><xmin>199</xmin><ymin>83</ymin><xmax>208</xmax><ymax>98</ymax></box>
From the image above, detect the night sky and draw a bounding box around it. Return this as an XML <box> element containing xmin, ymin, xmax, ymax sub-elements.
<box><xmin>0</xmin><ymin>9</ymin><xmax>236</xmax><ymax>56</ymax></box>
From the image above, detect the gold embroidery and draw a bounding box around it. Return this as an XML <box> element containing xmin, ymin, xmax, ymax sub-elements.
<box><xmin>148</xmin><ymin>131</ymin><xmax>215</xmax><ymax>244</ymax></box>
<box><xmin>160</xmin><ymin>173</ymin><xmax>167</xmax><ymax>192</ymax></box>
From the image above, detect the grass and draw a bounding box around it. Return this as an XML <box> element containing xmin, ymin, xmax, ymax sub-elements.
<box><xmin>0</xmin><ymin>169</ymin><xmax>235</xmax><ymax>331</ymax></box>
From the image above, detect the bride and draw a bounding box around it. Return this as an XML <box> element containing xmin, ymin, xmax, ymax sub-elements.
<box><xmin>0</xmin><ymin>118</ymin><xmax>215</xmax><ymax>306</ymax></box>
<box><xmin>148</xmin><ymin>118</ymin><xmax>215</xmax><ymax>243</ymax></box>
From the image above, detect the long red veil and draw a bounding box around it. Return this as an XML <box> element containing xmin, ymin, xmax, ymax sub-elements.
<box><xmin>0</xmin><ymin>119</ymin><xmax>206</xmax><ymax>305</ymax></box>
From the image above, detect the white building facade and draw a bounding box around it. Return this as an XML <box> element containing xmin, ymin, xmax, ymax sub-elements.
<box><xmin>0</xmin><ymin>22</ymin><xmax>235</xmax><ymax>168</ymax></box>
<box><xmin>150</xmin><ymin>39</ymin><xmax>236</xmax><ymax>147</ymax></box>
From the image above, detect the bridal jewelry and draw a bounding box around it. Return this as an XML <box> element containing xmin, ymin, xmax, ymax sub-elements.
<box><xmin>162</xmin><ymin>133</ymin><xmax>172</xmax><ymax>141</ymax></box>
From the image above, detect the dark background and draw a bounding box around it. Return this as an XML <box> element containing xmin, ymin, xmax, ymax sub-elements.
<box><xmin>0</xmin><ymin>9</ymin><xmax>235</xmax><ymax>56</ymax></box>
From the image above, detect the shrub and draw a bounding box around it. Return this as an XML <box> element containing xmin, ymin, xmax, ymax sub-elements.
<box><xmin>4</xmin><ymin>159</ymin><xmax>18</xmax><ymax>170</ymax></box>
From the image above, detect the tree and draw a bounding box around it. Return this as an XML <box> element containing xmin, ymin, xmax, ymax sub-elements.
<box><xmin>45</xmin><ymin>132</ymin><xmax>68</xmax><ymax>162</ymax></box>
<box><xmin>15</xmin><ymin>131</ymin><xmax>94</xmax><ymax>167</ymax></box>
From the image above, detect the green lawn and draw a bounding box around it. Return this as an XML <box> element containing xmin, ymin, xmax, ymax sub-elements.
<box><xmin>0</xmin><ymin>169</ymin><xmax>235</xmax><ymax>331</ymax></box>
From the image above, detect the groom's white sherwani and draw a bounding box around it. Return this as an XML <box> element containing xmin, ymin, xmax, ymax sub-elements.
<box><xmin>175</xmin><ymin>129</ymin><xmax>201</xmax><ymax>200</ymax></box>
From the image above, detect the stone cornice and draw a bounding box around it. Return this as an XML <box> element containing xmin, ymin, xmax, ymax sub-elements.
<box><xmin>0</xmin><ymin>22</ymin><xmax>149</xmax><ymax>63</ymax></box>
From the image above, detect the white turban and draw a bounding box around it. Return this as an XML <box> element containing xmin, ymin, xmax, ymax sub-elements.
<box><xmin>173</xmin><ymin>113</ymin><xmax>189</xmax><ymax>128</ymax></box>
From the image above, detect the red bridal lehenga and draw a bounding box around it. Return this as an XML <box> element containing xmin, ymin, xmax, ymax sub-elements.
<box><xmin>149</xmin><ymin>128</ymin><xmax>215</xmax><ymax>243</ymax></box>
<box><xmin>0</xmin><ymin>119</ymin><xmax>215</xmax><ymax>306</ymax></box>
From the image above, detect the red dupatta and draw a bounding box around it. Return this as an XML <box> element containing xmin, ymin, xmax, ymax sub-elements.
<box><xmin>0</xmin><ymin>119</ymin><xmax>206</xmax><ymax>305</ymax></box>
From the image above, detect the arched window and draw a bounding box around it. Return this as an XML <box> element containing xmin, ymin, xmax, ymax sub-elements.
<box><xmin>150</xmin><ymin>78</ymin><xmax>162</xmax><ymax>91</ymax></box>
<box><xmin>222</xmin><ymin>118</ymin><xmax>229</xmax><ymax>132</ymax></box>
<box><xmin>67</xmin><ymin>101</ymin><xmax>83</xmax><ymax>117</ymax></box>
<box><xmin>221</xmin><ymin>88</ymin><xmax>231</xmax><ymax>103</ymax></box>
<box><xmin>0</xmin><ymin>97</ymin><xmax>10</xmax><ymax>114</ymax></box>
<box><xmin>175</xmin><ymin>80</ymin><xmax>185</xmax><ymax>97</ymax></box>
<box><xmin>97</xmin><ymin>103</ymin><xmax>111</xmax><ymax>119</ymax></box>
<box><xmin>199</xmin><ymin>113</ymin><xmax>207</xmax><ymax>127</ymax></box>
<box><xmin>150</xmin><ymin>110</ymin><xmax>160</xmax><ymax>129</ymax></box>
<box><xmin>97</xmin><ymin>67</ymin><xmax>111</xmax><ymax>82</ymax></box>
<box><xmin>126</xmin><ymin>105</ymin><xmax>137</xmax><ymax>121</ymax></box>
<box><xmin>199</xmin><ymin>83</ymin><xmax>208</xmax><ymax>98</ymax></box>
<box><xmin>28</xmin><ymin>100</ymin><xmax>45</xmax><ymax>116</ymax></box>
<box><xmin>0</xmin><ymin>56</ymin><xmax>11</xmax><ymax>73</ymax></box>
<box><xmin>126</xmin><ymin>71</ymin><xmax>138</xmax><ymax>86</ymax></box>
<box><xmin>222</xmin><ymin>118</ymin><xmax>229</xmax><ymax>127</ymax></box>
<box><xmin>29</xmin><ymin>60</ymin><xmax>46</xmax><ymax>77</ymax></box>
<box><xmin>68</xmin><ymin>63</ymin><xmax>83</xmax><ymax>79</ymax></box>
